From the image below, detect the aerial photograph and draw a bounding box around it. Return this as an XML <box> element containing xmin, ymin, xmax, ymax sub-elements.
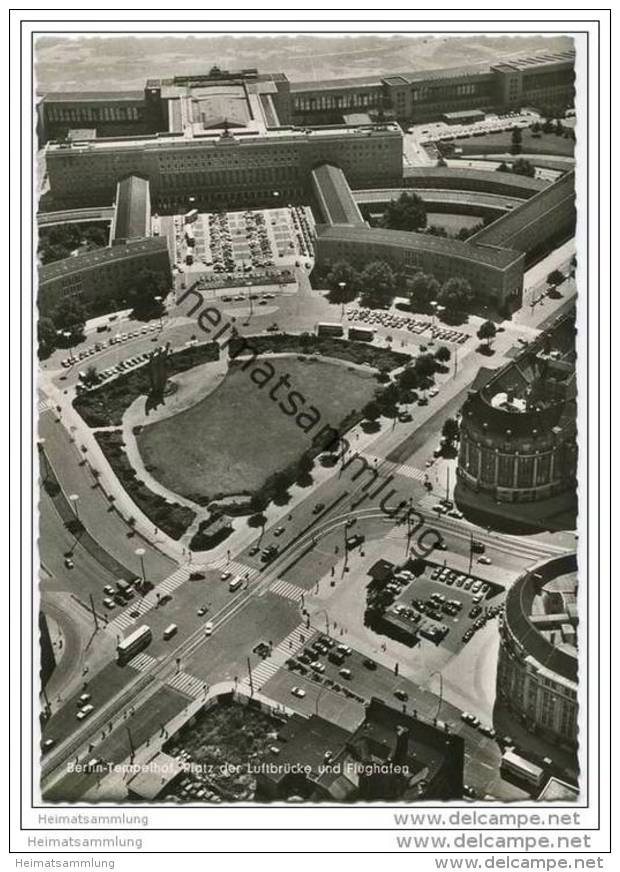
<box><xmin>35</xmin><ymin>31</ymin><xmax>579</xmax><ymax>805</ymax></box>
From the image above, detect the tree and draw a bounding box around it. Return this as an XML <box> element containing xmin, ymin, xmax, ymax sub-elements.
<box><xmin>381</xmin><ymin>191</ymin><xmax>427</xmax><ymax>232</ymax></box>
<box><xmin>409</xmin><ymin>272</ymin><xmax>440</xmax><ymax>310</ymax></box>
<box><xmin>496</xmin><ymin>161</ymin><xmax>511</xmax><ymax>173</ymax></box>
<box><xmin>82</xmin><ymin>364</ymin><xmax>99</xmax><ymax>387</ymax></box>
<box><xmin>52</xmin><ymin>296</ymin><xmax>86</xmax><ymax>342</ymax></box>
<box><xmin>363</xmin><ymin>399</ymin><xmax>381</xmax><ymax>421</ymax></box>
<box><xmin>442</xmin><ymin>417</ymin><xmax>460</xmax><ymax>443</ymax></box>
<box><xmin>397</xmin><ymin>366</ymin><xmax>420</xmax><ymax>391</ymax></box>
<box><xmin>477</xmin><ymin>319</ymin><xmax>497</xmax><ymax>347</ymax></box>
<box><xmin>127</xmin><ymin>268</ymin><xmax>170</xmax><ymax>319</ymax></box>
<box><xmin>547</xmin><ymin>269</ymin><xmax>565</xmax><ymax>286</ymax></box>
<box><xmin>414</xmin><ymin>353</ymin><xmax>437</xmax><ymax>379</ymax></box>
<box><xmin>438</xmin><ymin>277</ymin><xmax>474</xmax><ymax>314</ymax></box>
<box><xmin>510</xmin><ymin>126</ymin><xmax>523</xmax><ymax>154</ymax></box>
<box><xmin>247</xmin><ymin>512</ymin><xmax>267</xmax><ymax>532</ymax></box>
<box><xmin>359</xmin><ymin>260</ymin><xmax>397</xmax><ymax>308</ymax></box>
<box><xmin>325</xmin><ymin>261</ymin><xmax>360</xmax><ymax>302</ymax></box>
<box><xmin>512</xmin><ymin>158</ymin><xmax>536</xmax><ymax>178</ymax></box>
<box><xmin>38</xmin><ymin>316</ymin><xmax>58</xmax><ymax>358</ymax></box>
<box><xmin>436</xmin><ymin>157</ymin><xmax>448</xmax><ymax>168</ymax></box>
<box><xmin>434</xmin><ymin>345</ymin><xmax>451</xmax><ymax>362</ymax></box>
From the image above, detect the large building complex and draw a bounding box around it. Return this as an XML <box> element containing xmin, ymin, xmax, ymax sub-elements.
<box><xmin>38</xmin><ymin>235</ymin><xmax>171</xmax><ymax>315</ymax></box>
<box><xmin>313</xmin><ymin>169</ymin><xmax>574</xmax><ymax>312</ymax></box>
<box><xmin>497</xmin><ymin>553</ymin><xmax>578</xmax><ymax>748</ymax></box>
<box><xmin>314</xmin><ymin>222</ymin><xmax>525</xmax><ymax>311</ymax></box>
<box><xmin>469</xmin><ymin>170</ymin><xmax>576</xmax><ymax>262</ymax></box>
<box><xmin>290</xmin><ymin>49</ymin><xmax>575</xmax><ymax>123</ymax></box>
<box><xmin>44</xmin><ymin>123</ymin><xmax>403</xmax><ymax>211</ymax></box>
<box><xmin>456</xmin><ymin>312</ymin><xmax>577</xmax><ymax>504</ymax></box>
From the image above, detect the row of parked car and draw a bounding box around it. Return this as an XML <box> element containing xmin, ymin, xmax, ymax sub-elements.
<box><xmin>347</xmin><ymin>306</ymin><xmax>430</xmax><ymax>335</ymax></box>
<box><xmin>462</xmin><ymin>603</ymin><xmax>503</xmax><ymax>644</ymax></box>
<box><xmin>60</xmin><ymin>323</ymin><xmax>160</xmax><ymax>368</ymax></box>
<box><xmin>77</xmin><ymin>351</ymin><xmax>155</xmax><ymax>389</ymax></box>
<box><xmin>430</xmin><ymin>565</ymin><xmax>492</xmax><ymax>601</ymax></box>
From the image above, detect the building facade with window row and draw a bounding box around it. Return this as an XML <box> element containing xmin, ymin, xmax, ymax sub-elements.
<box><xmin>497</xmin><ymin>553</ymin><xmax>578</xmax><ymax>748</ymax></box>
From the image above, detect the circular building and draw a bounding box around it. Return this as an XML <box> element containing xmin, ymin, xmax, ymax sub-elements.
<box><xmin>497</xmin><ymin>553</ymin><xmax>578</xmax><ymax>748</ymax></box>
<box><xmin>457</xmin><ymin>314</ymin><xmax>577</xmax><ymax>504</ymax></box>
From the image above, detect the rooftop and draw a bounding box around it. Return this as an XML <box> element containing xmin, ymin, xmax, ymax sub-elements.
<box><xmin>266</xmin><ymin>714</ymin><xmax>352</xmax><ymax>784</ymax></box>
<box><xmin>315</xmin><ymin>223</ymin><xmax>524</xmax><ymax>269</ymax></box>
<box><xmin>491</xmin><ymin>49</ymin><xmax>575</xmax><ymax>73</ymax></box>
<box><xmin>311</xmin><ymin>163</ymin><xmax>366</xmax><ymax>226</ymax></box>
<box><xmin>42</xmin><ymin>90</ymin><xmax>144</xmax><ymax>103</ymax></box>
<box><xmin>402</xmin><ymin>165</ymin><xmax>547</xmax><ymax>193</ymax></box>
<box><xmin>462</xmin><ymin>312</ymin><xmax>576</xmax><ymax>436</ymax></box>
<box><xmin>503</xmin><ymin>553</ymin><xmax>578</xmax><ymax>684</ymax></box>
<box><xmin>46</xmin><ymin>122</ymin><xmax>402</xmax><ymax>154</ymax></box>
<box><xmin>39</xmin><ymin>236</ymin><xmax>168</xmax><ymax>283</ymax></box>
<box><xmin>470</xmin><ymin>170</ymin><xmax>575</xmax><ymax>249</ymax></box>
<box><xmin>111</xmin><ymin>174</ymin><xmax>151</xmax><ymax>243</ymax></box>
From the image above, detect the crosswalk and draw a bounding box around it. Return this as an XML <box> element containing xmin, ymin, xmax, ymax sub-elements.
<box><xmin>208</xmin><ymin>555</ymin><xmax>260</xmax><ymax>582</ymax></box>
<box><xmin>127</xmin><ymin>652</ymin><xmax>159</xmax><ymax>671</ymax></box>
<box><xmin>37</xmin><ymin>398</ymin><xmax>53</xmax><ymax>414</ymax></box>
<box><xmin>359</xmin><ymin>452</ymin><xmax>427</xmax><ymax>483</ymax></box>
<box><xmin>269</xmin><ymin>578</ymin><xmax>307</xmax><ymax>602</ymax></box>
<box><xmin>167</xmin><ymin>670</ymin><xmax>209</xmax><ymax>699</ymax></box>
<box><xmin>241</xmin><ymin>622</ymin><xmax>311</xmax><ymax>691</ymax></box>
<box><xmin>107</xmin><ymin>564</ymin><xmax>203</xmax><ymax>633</ymax></box>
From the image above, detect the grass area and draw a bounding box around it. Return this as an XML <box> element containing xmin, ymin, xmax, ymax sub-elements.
<box><xmin>228</xmin><ymin>332</ymin><xmax>410</xmax><ymax>371</ymax></box>
<box><xmin>74</xmin><ymin>341</ymin><xmax>220</xmax><ymax>427</ymax></box>
<box><xmin>426</xmin><ymin>213</ymin><xmax>482</xmax><ymax>232</ymax></box>
<box><xmin>137</xmin><ymin>356</ymin><xmax>378</xmax><ymax>504</ymax></box>
<box><xmin>95</xmin><ymin>431</ymin><xmax>195</xmax><ymax>540</ymax></box>
<box><xmin>446</xmin><ymin>129</ymin><xmax>574</xmax><ymax>157</ymax></box>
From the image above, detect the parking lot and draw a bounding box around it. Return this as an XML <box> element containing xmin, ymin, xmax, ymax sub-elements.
<box><xmin>408</xmin><ymin>109</ymin><xmax>541</xmax><ymax>147</ymax></box>
<box><xmin>59</xmin><ymin>322</ymin><xmax>162</xmax><ymax>373</ymax></box>
<box><xmin>391</xmin><ymin>564</ymin><xmax>502</xmax><ymax>653</ymax></box>
<box><xmin>171</xmin><ymin>205</ymin><xmax>315</xmax><ymax>279</ymax></box>
<box><xmin>346</xmin><ymin>305</ymin><xmax>471</xmax><ymax>345</ymax></box>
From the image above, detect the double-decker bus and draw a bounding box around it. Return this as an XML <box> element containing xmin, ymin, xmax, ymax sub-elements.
<box><xmin>116</xmin><ymin>625</ymin><xmax>152</xmax><ymax>664</ymax></box>
<box><xmin>500</xmin><ymin>750</ymin><xmax>545</xmax><ymax>790</ymax></box>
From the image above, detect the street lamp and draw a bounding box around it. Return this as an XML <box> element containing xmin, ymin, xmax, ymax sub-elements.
<box><xmin>429</xmin><ymin>301</ymin><xmax>444</xmax><ymax>345</ymax></box>
<box><xmin>428</xmin><ymin>670</ymin><xmax>444</xmax><ymax>723</ymax></box>
<box><xmin>154</xmin><ymin>295</ymin><xmax>163</xmax><ymax>330</ymax></box>
<box><xmin>135</xmin><ymin>547</ymin><xmax>146</xmax><ymax>587</ymax></box>
<box><xmin>69</xmin><ymin>493</ymin><xmax>80</xmax><ymax>520</ymax></box>
<box><xmin>245</xmin><ymin>281</ymin><xmax>253</xmax><ymax>325</ymax></box>
<box><xmin>338</xmin><ymin>282</ymin><xmax>346</xmax><ymax>320</ymax></box>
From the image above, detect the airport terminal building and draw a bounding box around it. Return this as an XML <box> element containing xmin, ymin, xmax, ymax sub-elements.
<box><xmin>39</xmin><ymin>50</ymin><xmax>574</xmax><ymax>144</ymax></box>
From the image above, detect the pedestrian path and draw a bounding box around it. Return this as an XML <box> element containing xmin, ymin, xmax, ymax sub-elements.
<box><xmin>126</xmin><ymin>652</ymin><xmax>159</xmax><ymax>671</ymax></box>
<box><xmin>167</xmin><ymin>670</ymin><xmax>209</xmax><ymax>699</ymax></box>
<box><xmin>240</xmin><ymin>621</ymin><xmax>310</xmax><ymax>691</ymax></box>
<box><xmin>359</xmin><ymin>451</ymin><xmax>427</xmax><ymax>483</ymax></box>
<box><xmin>107</xmin><ymin>564</ymin><xmax>201</xmax><ymax>634</ymax></box>
<box><xmin>269</xmin><ymin>578</ymin><xmax>307</xmax><ymax>602</ymax></box>
<box><xmin>37</xmin><ymin>398</ymin><xmax>53</xmax><ymax>414</ymax></box>
<box><xmin>208</xmin><ymin>555</ymin><xmax>260</xmax><ymax>582</ymax></box>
